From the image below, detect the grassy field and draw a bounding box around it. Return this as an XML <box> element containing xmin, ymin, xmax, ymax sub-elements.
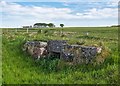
<box><xmin>0</xmin><ymin>28</ymin><xmax>2</xmax><ymax>85</ymax></box>
<box><xmin>2</xmin><ymin>27</ymin><xmax>119</xmax><ymax>84</ymax></box>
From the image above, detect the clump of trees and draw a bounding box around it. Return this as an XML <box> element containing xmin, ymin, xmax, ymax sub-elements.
<box><xmin>34</xmin><ymin>23</ymin><xmax>65</xmax><ymax>28</ymax></box>
<box><xmin>60</xmin><ymin>24</ymin><xmax>64</xmax><ymax>28</ymax></box>
<box><xmin>111</xmin><ymin>25</ymin><xmax>120</xmax><ymax>27</ymax></box>
<box><xmin>34</xmin><ymin>23</ymin><xmax>55</xmax><ymax>28</ymax></box>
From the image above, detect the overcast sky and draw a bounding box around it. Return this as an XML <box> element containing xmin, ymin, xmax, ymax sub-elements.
<box><xmin>0</xmin><ymin>0</ymin><xmax>119</xmax><ymax>28</ymax></box>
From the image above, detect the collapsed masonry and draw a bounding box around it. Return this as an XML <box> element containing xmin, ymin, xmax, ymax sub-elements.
<box><xmin>22</xmin><ymin>40</ymin><xmax>106</xmax><ymax>64</ymax></box>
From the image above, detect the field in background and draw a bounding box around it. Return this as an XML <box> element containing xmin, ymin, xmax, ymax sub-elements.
<box><xmin>2</xmin><ymin>27</ymin><xmax>119</xmax><ymax>84</ymax></box>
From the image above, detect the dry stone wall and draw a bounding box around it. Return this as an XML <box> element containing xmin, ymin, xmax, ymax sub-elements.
<box><xmin>22</xmin><ymin>40</ymin><xmax>103</xmax><ymax>64</ymax></box>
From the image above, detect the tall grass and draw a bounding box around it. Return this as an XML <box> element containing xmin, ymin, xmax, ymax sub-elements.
<box><xmin>2</xmin><ymin>27</ymin><xmax>118</xmax><ymax>84</ymax></box>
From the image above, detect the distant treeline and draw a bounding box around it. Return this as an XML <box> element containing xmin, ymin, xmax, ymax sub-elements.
<box><xmin>22</xmin><ymin>23</ymin><xmax>64</xmax><ymax>28</ymax></box>
<box><xmin>111</xmin><ymin>25</ymin><xmax>120</xmax><ymax>27</ymax></box>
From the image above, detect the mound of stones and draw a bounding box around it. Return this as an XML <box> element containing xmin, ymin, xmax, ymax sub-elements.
<box><xmin>22</xmin><ymin>40</ymin><xmax>103</xmax><ymax>64</ymax></box>
<box><xmin>22</xmin><ymin>40</ymin><xmax>48</xmax><ymax>59</ymax></box>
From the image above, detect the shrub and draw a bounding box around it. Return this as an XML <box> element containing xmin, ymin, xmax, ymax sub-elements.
<box><xmin>44</xmin><ymin>30</ymin><xmax>49</xmax><ymax>34</ymax></box>
<box><xmin>37</xmin><ymin>29</ymin><xmax>42</xmax><ymax>34</ymax></box>
<box><xmin>95</xmin><ymin>43</ymin><xmax>111</xmax><ymax>65</ymax></box>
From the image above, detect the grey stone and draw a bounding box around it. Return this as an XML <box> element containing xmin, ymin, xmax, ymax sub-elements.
<box><xmin>23</xmin><ymin>40</ymin><xmax>102</xmax><ymax>64</ymax></box>
<box><xmin>23</xmin><ymin>41</ymin><xmax>47</xmax><ymax>59</ymax></box>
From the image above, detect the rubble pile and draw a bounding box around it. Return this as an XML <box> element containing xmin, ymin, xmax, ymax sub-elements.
<box><xmin>22</xmin><ymin>41</ymin><xmax>47</xmax><ymax>59</ymax></box>
<box><xmin>22</xmin><ymin>40</ymin><xmax>106</xmax><ymax>64</ymax></box>
<box><xmin>61</xmin><ymin>45</ymin><xmax>102</xmax><ymax>64</ymax></box>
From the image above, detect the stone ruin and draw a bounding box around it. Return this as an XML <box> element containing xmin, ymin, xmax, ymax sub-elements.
<box><xmin>22</xmin><ymin>40</ymin><xmax>104</xmax><ymax>64</ymax></box>
<box><xmin>22</xmin><ymin>40</ymin><xmax>48</xmax><ymax>59</ymax></box>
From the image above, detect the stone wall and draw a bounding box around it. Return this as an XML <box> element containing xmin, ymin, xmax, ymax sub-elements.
<box><xmin>22</xmin><ymin>40</ymin><xmax>47</xmax><ymax>59</ymax></box>
<box><xmin>22</xmin><ymin>40</ymin><xmax>105</xmax><ymax>64</ymax></box>
<box><xmin>61</xmin><ymin>45</ymin><xmax>101</xmax><ymax>64</ymax></box>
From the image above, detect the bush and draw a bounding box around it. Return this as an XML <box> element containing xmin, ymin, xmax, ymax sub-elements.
<box><xmin>37</xmin><ymin>29</ymin><xmax>42</xmax><ymax>33</ymax></box>
<box><xmin>44</xmin><ymin>30</ymin><xmax>49</xmax><ymax>34</ymax></box>
<box><xmin>43</xmin><ymin>30</ymin><xmax>54</xmax><ymax>36</ymax></box>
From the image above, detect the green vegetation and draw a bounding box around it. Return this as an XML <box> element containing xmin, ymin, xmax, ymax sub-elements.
<box><xmin>33</xmin><ymin>23</ymin><xmax>55</xmax><ymax>28</ymax></box>
<box><xmin>60</xmin><ymin>24</ymin><xmax>64</xmax><ymax>28</ymax></box>
<box><xmin>0</xmin><ymin>28</ymin><xmax>2</xmax><ymax>85</ymax></box>
<box><xmin>2</xmin><ymin>27</ymin><xmax>118</xmax><ymax>84</ymax></box>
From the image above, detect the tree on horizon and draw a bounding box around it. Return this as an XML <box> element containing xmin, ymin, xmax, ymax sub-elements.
<box><xmin>60</xmin><ymin>24</ymin><xmax>64</xmax><ymax>28</ymax></box>
<box><xmin>34</xmin><ymin>23</ymin><xmax>55</xmax><ymax>28</ymax></box>
<box><xmin>48</xmin><ymin>23</ymin><xmax>55</xmax><ymax>28</ymax></box>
